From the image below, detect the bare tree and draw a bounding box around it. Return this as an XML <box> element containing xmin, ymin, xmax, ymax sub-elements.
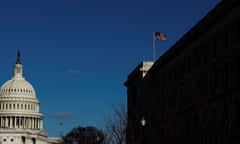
<box><xmin>103</xmin><ymin>102</ymin><xmax>127</xmax><ymax>144</ymax></box>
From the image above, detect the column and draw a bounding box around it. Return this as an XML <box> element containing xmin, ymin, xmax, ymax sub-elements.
<box><xmin>39</xmin><ymin>119</ymin><xmax>42</xmax><ymax>129</ymax></box>
<box><xmin>0</xmin><ymin>117</ymin><xmax>1</xmax><ymax>127</ymax></box>
<box><xmin>28</xmin><ymin>118</ymin><xmax>31</xmax><ymax>128</ymax></box>
<box><xmin>34</xmin><ymin>118</ymin><xmax>37</xmax><ymax>129</ymax></box>
<box><xmin>37</xmin><ymin>119</ymin><xmax>40</xmax><ymax>129</ymax></box>
<box><xmin>14</xmin><ymin>117</ymin><xmax>17</xmax><ymax>128</ymax></box>
<box><xmin>23</xmin><ymin>117</ymin><xmax>26</xmax><ymax>128</ymax></box>
<box><xmin>31</xmin><ymin>118</ymin><xmax>34</xmax><ymax>129</ymax></box>
<box><xmin>4</xmin><ymin>117</ymin><xmax>7</xmax><ymax>128</ymax></box>
<box><xmin>10</xmin><ymin>117</ymin><xmax>12</xmax><ymax>128</ymax></box>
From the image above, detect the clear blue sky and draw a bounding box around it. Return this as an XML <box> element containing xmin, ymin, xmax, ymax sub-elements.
<box><xmin>0</xmin><ymin>0</ymin><xmax>220</xmax><ymax>137</ymax></box>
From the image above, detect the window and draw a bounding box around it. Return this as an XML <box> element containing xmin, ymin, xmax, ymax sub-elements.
<box><xmin>32</xmin><ymin>138</ymin><xmax>36</xmax><ymax>144</ymax></box>
<box><xmin>204</xmin><ymin>74</ymin><xmax>209</xmax><ymax>94</ymax></box>
<box><xmin>204</xmin><ymin>44</ymin><xmax>208</xmax><ymax>64</ymax></box>
<box><xmin>214</xmin><ymin>37</ymin><xmax>217</xmax><ymax>57</ymax></box>
<box><xmin>236</xmin><ymin>18</ymin><xmax>240</xmax><ymax>39</ymax></box>
<box><xmin>174</xmin><ymin>67</ymin><xmax>177</xmax><ymax>80</ymax></box>
<box><xmin>213</xmin><ymin>67</ymin><xmax>219</xmax><ymax>93</ymax></box>
<box><xmin>195</xmin><ymin>50</ymin><xmax>200</xmax><ymax>67</ymax></box>
<box><xmin>224</xmin><ymin>62</ymin><xmax>229</xmax><ymax>89</ymax></box>
<box><xmin>238</xmin><ymin>55</ymin><xmax>240</xmax><ymax>80</ymax></box>
<box><xmin>169</xmin><ymin>91</ymin><xmax>176</xmax><ymax>110</ymax></box>
<box><xmin>180</xmin><ymin>87</ymin><xmax>184</xmax><ymax>107</ymax></box>
<box><xmin>185</xmin><ymin>55</ymin><xmax>191</xmax><ymax>73</ymax></box>
<box><xmin>223</xmin><ymin>29</ymin><xmax>229</xmax><ymax>51</ymax></box>
<box><xmin>180</xmin><ymin>62</ymin><xmax>183</xmax><ymax>79</ymax></box>
<box><xmin>22</xmin><ymin>136</ymin><xmax>26</xmax><ymax>144</ymax></box>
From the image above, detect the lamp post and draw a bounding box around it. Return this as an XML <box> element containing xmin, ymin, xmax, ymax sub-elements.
<box><xmin>140</xmin><ymin>117</ymin><xmax>146</xmax><ymax>144</ymax></box>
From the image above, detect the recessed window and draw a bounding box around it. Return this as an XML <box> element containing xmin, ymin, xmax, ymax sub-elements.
<box><xmin>22</xmin><ymin>136</ymin><xmax>26</xmax><ymax>143</ymax></box>
<box><xmin>32</xmin><ymin>138</ymin><xmax>36</xmax><ymax>144</ymax></box>
<box><xmin>236</xmin><ymin>18</ymin><xmax>240</xmax><ymax>39</ymax></box>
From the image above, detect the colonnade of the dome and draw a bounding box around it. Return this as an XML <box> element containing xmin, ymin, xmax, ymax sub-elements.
<box><xmin>0</xmin><ymin>116</ymin><xmax>43</xmax><ymax>129</ymax></box>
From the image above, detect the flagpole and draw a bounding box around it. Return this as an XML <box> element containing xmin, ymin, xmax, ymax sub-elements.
<box><xmin>153</xmin><ymin>31</ymin><xmax>156</xmax><ymax>62</ymax></box>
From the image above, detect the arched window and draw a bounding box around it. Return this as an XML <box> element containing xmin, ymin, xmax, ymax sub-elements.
<box><xmin>32</xmin><ymin>138</ymin><xmax>36</xmax><ymax>144</ymax></box>
<box><xmin>22</xmin><ymin>136</ymin><xmax>26</xmax><ymax>144</ymax></box>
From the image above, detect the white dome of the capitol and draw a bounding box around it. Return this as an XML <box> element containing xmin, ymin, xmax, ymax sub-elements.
<box><xmin>0</xmin><ymin>51</ymin><xmax>50</xmax><ymax>144</ymax></box>
<box><xmin>1</xmin><ymin>78</ymin><xmax>36</xmax><ymax>99</ymax></box>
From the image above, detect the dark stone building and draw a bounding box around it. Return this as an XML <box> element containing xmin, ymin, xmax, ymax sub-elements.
<box><xmin>125</xmin><ymin>0</ymin><xmax>240</xmax><ymax>143</ymax></box>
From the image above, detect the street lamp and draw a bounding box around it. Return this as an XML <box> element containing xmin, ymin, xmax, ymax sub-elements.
<box><xmin>140</xmin><ymin>117</ymin><xmax>146</xmax><ymax>127</ymax></box>
<box><xmin>140</xmin><ymin>117</ymin><xmax>146</xmax><ymax>144</ymax></box>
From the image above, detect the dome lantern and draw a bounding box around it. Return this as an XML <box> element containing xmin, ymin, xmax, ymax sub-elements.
<box><xmin>13</xmin><ymin>50</ymin><xmax>24</xmax><ymax>79</ymax></box>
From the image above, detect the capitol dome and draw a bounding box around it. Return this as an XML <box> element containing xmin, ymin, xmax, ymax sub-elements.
<box><xmin>0</xmin><ymin>77</ymin><xmax>36</xmax><ymax>98</ymax></box>
<box><xmin>0</xmin><ymin>51</ymin><xmax>50</xmax><ymax>144</ymax></box>
<box><xmin>0</xmin><ymin>51</ymin><xmax>36</xmax><ymax>99</ymax></box>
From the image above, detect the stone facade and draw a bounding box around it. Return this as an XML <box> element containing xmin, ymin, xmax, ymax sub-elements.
<box><xmin>125</xmin><ymin>0</ymin><xmax>240</xmax><ymax>143</ymax></box>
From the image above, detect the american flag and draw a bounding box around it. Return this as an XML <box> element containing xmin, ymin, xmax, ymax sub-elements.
<box><xmin>154</xmin><ymin>32</ymin><xmax>167</xmax><ymax>40</ymax></box>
